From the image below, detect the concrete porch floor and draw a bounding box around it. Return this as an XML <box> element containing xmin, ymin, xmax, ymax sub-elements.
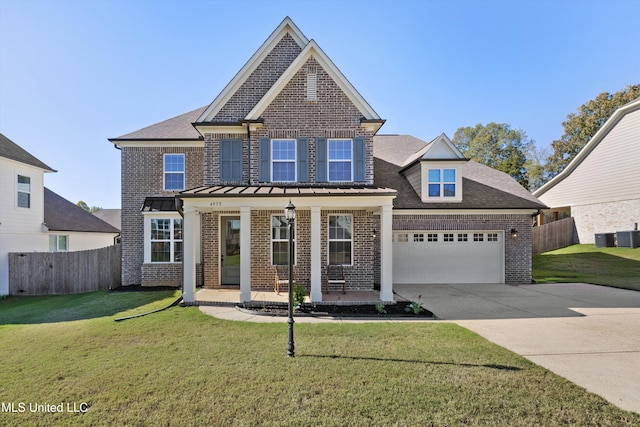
<box><xmin>194</xmin><ymin>288</ymin><xmax>397</xmax><ymax>305</ymax></box>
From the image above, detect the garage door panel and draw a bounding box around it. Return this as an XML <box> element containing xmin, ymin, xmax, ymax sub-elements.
<box><xmin>393</xmin><ymin>231</ymin><xmax>503</xmax><ymax>284</ymax></box>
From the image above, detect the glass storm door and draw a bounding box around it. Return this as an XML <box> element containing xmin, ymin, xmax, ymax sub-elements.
<box><xmin>221</xmin><ymin>216</ymin><xmax>241</xmax><ymax>285</ymax></box>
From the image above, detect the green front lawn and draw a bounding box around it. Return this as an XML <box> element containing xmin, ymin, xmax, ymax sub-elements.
<box><xmin>1</xmin><ymin>291</ymin><xmax>639</xmax><ymax>426</ymax></box>
<box><xmin>533</xmin><ymin>244</ymin><xmax>640</xmax><ymax>290</ymax></box>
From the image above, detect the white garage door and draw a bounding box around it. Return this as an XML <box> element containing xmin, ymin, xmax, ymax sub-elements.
<box><xmin>392</xmin><ymin>231</ymin><xmax>504</xmax><ymax>284</ymax></box>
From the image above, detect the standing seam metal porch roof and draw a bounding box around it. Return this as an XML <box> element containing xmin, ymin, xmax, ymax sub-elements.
<box><xmin>179</xmin><ymin>185</ymin><xmax>397</xmax><ymax>197</ymax></box>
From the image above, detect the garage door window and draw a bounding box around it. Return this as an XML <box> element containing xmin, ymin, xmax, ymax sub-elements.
<box><xmin>427</xmin><ymin>233</ymin><xmax>438</xmax><ymax>242</ymax></box>
<box><xmin>458</xmin><ymin>233</ymin><xmax>468</xmax><ymax>242</ymax></box>
<box><xmin>487</xmin><ymin>233</ymin><xmax>498</xmax><ymax>242</ymax></box>
<box><xmin>444</xmin><ymin>233</ymin><xmax>454</xmax><ymax>242</ymax></box>
<box><xmin>473</xmin><ymin>233</ymin><xmax>484</xmax><ymax>242</ymax></box>
<box><xmin>413</xmin><ymin>233</ymin><xmax>424</xmax><ymax>242</ymax></box>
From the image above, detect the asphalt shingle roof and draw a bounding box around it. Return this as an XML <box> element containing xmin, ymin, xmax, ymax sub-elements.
<box><xmin>0</xmin><ymin>133</ymin><xmax>55</xmax><ymax>171</ymax></box>
<box><xmin>373</xmin><ymin>136</ymin><xmax>547</xmax><ymax>210</ymax></box>
<box><xmin>110</xmin><ymin>106</ymin><xmax>206</xmax><ymax>141</ymax></box>
<box><xmin>44</xmin><ymin>188</ymin><xmax>120</xmax><ymax>233</ymax></box>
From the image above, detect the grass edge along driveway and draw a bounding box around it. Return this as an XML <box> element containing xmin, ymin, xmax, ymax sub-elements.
<box><xmin>533</xmin><ymin>244</ymin><xmax>640</xmax><ymax>291</ymax></box>
<box><xmin>1</xmin><ymin>290</ymin><xmax>639</xmax><ymax>426</ymax></box>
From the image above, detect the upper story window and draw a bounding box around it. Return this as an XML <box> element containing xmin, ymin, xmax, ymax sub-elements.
<box><xmin>164</xmin><ymin>154</ymin><xmax>185</xmax><ymax>191</ymax></box>
<box><xmin>271</xmin><ymin>139</ymin><xmax>296</xmax><ymax>182</ymax></box>
<box><xmin>328</xmin><ymin>139</ymin><xmax>353</xmax><ymax>182</ymax></box>
<box><xmin>428</xmin><ymin>168</ymin><xmax>456</xmax><ymax>198</ymax></box>
<box><xmin>17</xmin><ymin>175</ymin><xmax>31</xmax><ymax>208</ymax></box>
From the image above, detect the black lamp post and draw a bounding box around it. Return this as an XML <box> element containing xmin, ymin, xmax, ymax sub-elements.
<box><xmin>285</xmin><ymin>200</ymin><xmax>296</xmax><ymax>358</ymax></box>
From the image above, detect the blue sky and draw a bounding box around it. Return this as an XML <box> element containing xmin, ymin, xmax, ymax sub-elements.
<box><xmin>1</xmin><ymin>0</ymin><xmax>639</xmax><ymax>209</ymax></box>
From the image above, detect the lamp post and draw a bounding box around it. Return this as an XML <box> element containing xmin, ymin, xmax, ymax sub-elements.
<box><xmin>285</xmin><ymin>200</ymin><xmax>296</xmax><ymax>358</ymax></box>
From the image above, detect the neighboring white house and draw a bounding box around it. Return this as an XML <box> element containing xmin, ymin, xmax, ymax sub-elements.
<box><xmin>0</xmin><ymin>133</ymin><xmax>119</xmax><ymax>295</ymax></box>
<box><xmin>534</xmin><ymin>98</ymin><xmax>640</xmax><ymax>243</ymax></box>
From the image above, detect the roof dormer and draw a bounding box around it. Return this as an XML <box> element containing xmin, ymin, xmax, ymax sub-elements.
<box><xmin>419</xmin><ymin>134</ymin><xmax>466</xmax><ymax>203</ymax></box>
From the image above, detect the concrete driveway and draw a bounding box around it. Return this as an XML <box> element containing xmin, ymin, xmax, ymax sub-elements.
<box><xmin>394</xmin><ymin>283</ymin><xmax>640</xmax><ymax>414</ymax></box>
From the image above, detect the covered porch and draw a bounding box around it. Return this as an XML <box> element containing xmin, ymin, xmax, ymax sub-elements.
<box><xmin>178</xmin><ymin>185</ymin><xmax>396</xmax><ymax>304</ymax></box>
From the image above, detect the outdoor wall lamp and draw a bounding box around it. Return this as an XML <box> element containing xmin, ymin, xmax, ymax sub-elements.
<box><xmin>510</xmin><ymin>228</ymin><xmax>519</xmax><ymax>239</ymax></box>
<box><xmin>285</xmin><ymin>200</ymin><xmax>296</xmax><ymax>358</ymax></box>
<box><xmin>372</xmin><ymin>228</ymin><xmax>377</xmax><ymax>239</ymax></box>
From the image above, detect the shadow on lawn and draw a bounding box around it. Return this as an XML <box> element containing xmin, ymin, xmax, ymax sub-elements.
<box><xmin>0</xmin><ymin>289</ymin><xmax>178</xmax><ymax>325</ymax></box>
<box><xmin>303</xmin><ymin>354</ymin><xmax>521</xmax><ymax>371</ymax></box>
<box><xmin>533</xmin><ymin>251</ymin><xmax>640</xmax><ymax>290</ymax></box>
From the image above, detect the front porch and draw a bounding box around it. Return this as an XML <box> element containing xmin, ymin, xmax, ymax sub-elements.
<box><xmin>191</xmin><ymin>288</ymin><xmax>390</xmax><ymax>306</ymax></box>
<box><xmin>179</xmin><ymin>186</ymin><xmax>397</xmax><ymax>304</ymax></box>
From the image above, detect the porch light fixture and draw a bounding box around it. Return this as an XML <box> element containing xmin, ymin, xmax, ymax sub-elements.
<box><xmin>372</xmin><ymin>228</ymin><xmax>377</xmax><ymax>239</ymax></box>
<box><xmin>285</xmin><ymin>200</ymin><xmax>296</xmax><ymax>357</ymax></box>
<box><xmin>510</xmin><ymin>228</ymin><xmax>518</xmax><ymax>239</ymax></box>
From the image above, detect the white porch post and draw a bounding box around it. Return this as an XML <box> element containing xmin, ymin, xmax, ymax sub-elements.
<box><xmin>380</xmin><ymin>205</ymin><xmax>394</xmax><ymax>302</ymax></box>
<box><xmin>182</xmin><ymin>207</ymin><xmax>198</xmax><ymax>304</ymax></box>
<box><xmin>239</xmin><ymin>206</ymin><xmax>251</xmax><ymax>302</ymax></box>
<box><xmin>310</xmin><ymin>206</ymin><xmax>322</xmax><ymax>302</ymax></box>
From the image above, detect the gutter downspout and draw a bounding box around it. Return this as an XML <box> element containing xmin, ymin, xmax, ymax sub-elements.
<box><xmin>242</xmin><ymin>119</ymin><xmax>263</xmax><ymax>185</ymax></box>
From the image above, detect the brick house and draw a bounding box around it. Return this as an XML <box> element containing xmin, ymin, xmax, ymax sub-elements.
<box><xmin>110</xmin><ymin>17</ymin><xmax>545</xmax><ymax>304</ymax></box>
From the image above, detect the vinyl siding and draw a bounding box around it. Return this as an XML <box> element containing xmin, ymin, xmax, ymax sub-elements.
<box><xmin>539</xmin><ymin>108</ymin><xmax>640</xmax><ymax>208</ymax></box>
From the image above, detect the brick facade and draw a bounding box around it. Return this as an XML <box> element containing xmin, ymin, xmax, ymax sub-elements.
<box><xmin>117</xmin><ymin>21</ymin><xmax>537</xmax><ymax>293</ymax></box>
<box><xmin>120</xmin><ymin>146</ymin><xmax>203</xmax><ymax>285</ymax></box>
<box><xmin>572</xmin><ymin>199</ymin><xmax>640</xmax><ymax>244</ymax></box>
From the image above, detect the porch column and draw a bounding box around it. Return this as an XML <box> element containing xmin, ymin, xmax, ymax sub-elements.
<box><xmin>182</xmin><ymin>207</ymin><xmax>198</xmax><ymax>304</ymax></box>
<box><xmin>380</xmin><ymin>205</ymin><xmax>394</xmax><ymax>302</ymax></box>
<box><xmin>239</xmin><ymin>206</ymin><xmax>251</xmax><ymax>302</ymax></box>
<box><xmin>310</xmin><ymin>206</ymin><xmax>322</xmax><ymax>302</ymax></box>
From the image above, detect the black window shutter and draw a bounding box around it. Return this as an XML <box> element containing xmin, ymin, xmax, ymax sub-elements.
<box><xmin>316</xmin><ymin>137</ymin><xmax>327</xmax><ymax>182</ymax></box>
<box><xmin>353</xmin><ymin>136</ymin><xmax>366</xmax><ymax>182</ymax></box>
<box><xmin>258</xmin><ymin>137</ymin><xmax>270</xmax><ymax>182</ymax></box>
<box><xmin>297</xmin><ymin>137</ymin><xmax>309</xmax><ymax>183</ymax></box>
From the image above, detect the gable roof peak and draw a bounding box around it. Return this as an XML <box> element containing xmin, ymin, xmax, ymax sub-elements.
<box><xmin>421</xmin><ymin>133</ymin><xmax>466</xmax><ymax>160</ymax></box>
<box><xmin>197</xmin><ymin>17</ymin><xmax>309</xmax><ymax>123</ymax></box>
<box><xmin>245</xmin><ymin>38</ymin><xmax>381</xmax><ymax>123</ymax></box>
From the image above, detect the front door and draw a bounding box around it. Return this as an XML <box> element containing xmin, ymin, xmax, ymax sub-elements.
<box><xmin>221</xmin><ymin>216</ymin><xmax>241</xmax><ymax>286</ymax></box>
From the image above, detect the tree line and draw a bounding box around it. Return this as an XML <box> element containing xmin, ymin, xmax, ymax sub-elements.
<box><xmin>452</xmin><ymin>84</ymin><xmax>639</xmax><ymax>191</ymax></box>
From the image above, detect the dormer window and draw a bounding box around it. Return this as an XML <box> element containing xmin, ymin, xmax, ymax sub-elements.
<box><xmin>428</xmin><ymin>168</ymin><xmax>456</xmax><ymax>197</ymax></box>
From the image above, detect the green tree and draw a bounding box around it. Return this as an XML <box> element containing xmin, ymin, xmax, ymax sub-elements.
<box><xmin>77</xmin><ymin>201</ymin><xmax>90</xmax><ymax>212</ymax></box>
<box><xmin>452</xmin><ymin>122</ymin><xmax>533</xmax><ymax>189</ymax></box>
<box><xmin>546</xmin><ymin>84</ymin><xmax>640</xmax><ymax>177</ymax></box>
<box><xmin>76</xmin><ymin>201</ymin><xmax>102</xmax><ymax>213</ymax></box>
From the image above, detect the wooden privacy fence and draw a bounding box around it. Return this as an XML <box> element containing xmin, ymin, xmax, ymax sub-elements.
<box><xmin>9</xmin><ymin>245</ymin><xmax>121</xmax><ymax>296</ymax></box>
<box><xmin>532</xmin><ymin>217</ymin><xmax>576</xmax><ymax>255</ymax></box>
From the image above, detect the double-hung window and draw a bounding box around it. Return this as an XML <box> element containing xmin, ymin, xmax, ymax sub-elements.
<box><xmin>328</xmin><ymin>214</ymin><xmax>352</xmax><ymax>265</ymax></box>
<box><xmin>271</xmin><ymin>139</ymin><xmax>296</xmax><ymax>182</ymax></box>
<box><xmin>150</xmin><ymin>218</ymin><xmax>183</xmax><ymax>262</ymax></box>
<box><xmin>17</xmin><ymin>175</ymin><xmax>31</xmax><ymax>208</ymax></box>
<box><xmin>328</xmin><ymin>139</ymin><xmax>352</xmax><ymax>181</ymax></box>
<box><xmin>164</xmin><ymin>154</ymin><xmax>185</xmax><ymax>191</ymax></box>
<box><xmin>428</xmin><ymin>169</ymin><xmax>456</xmax><ymax>198</ymax></box>
<box><xmin>271</xmin><ymin>215</ymin><xmax>295</xmax><ymax>265</ymax></box>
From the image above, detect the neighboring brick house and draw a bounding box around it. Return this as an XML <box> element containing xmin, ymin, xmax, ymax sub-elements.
<box><xmin>110</xmin><ymin>17</ymin><xmax>545</xmax><ymax>304</ymax></box>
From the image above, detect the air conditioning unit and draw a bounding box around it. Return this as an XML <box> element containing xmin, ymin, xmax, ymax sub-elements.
<box><xmin>616</xmin><ymin>230</ymin><xmax>640</xmax><ymax>248</ymax></box>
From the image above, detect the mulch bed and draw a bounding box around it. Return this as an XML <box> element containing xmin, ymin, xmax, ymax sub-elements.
<box><xmin>237</xmin><ymin>301</ymin><xmax>434</xmax><ymax>318</ymax></box>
